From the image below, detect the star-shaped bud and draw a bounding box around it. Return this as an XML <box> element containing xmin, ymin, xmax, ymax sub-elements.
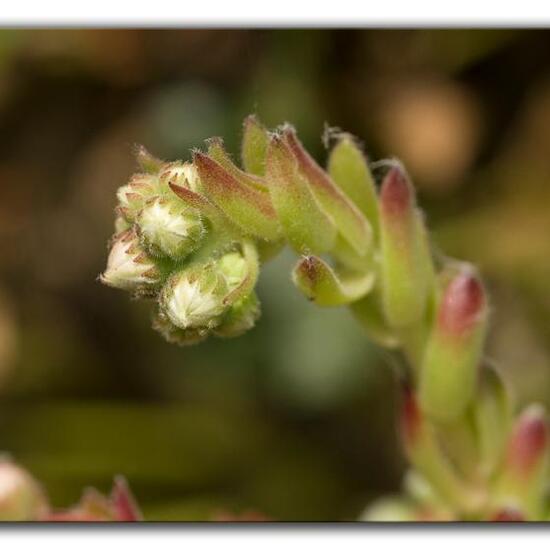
<box><xmin>159</xmin><ymin>161</ymin><xmax>200</xmax><ymax>192</ymax></box>
<box><xmin>116</xmin><ymin>173</ymin><xmax>160</xmax><ymax>222</ymax></box>
<box><xmin>160</xmin><ymin>263</ymin><xmax>228</xmax><ymax>331</ymax></box>
<box><xmin>137</xmin><ymin>197</ymin><xmax>204</xmax><ymax>260</ymax></box>
<box><xmin>100</xmin><ymin>229</ymin><xmax>160</xmax><ymax>293</ymax></box>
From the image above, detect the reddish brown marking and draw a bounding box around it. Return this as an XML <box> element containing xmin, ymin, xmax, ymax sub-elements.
<box><xmin>380</xmin><ymin>167</ymin><xmax>412</xmax><ymax>217</ymax></box>
<box><xmin>400</xmin><ymin>386</ymin><xmax>422</xmax><ymax>450</ymax></box>
<box><xmin>438</xmin><ymin>272</ymin><xmax>485</xmax><ymax>336</ymax></box>
<box><xmin>194</xmin><ymin>152</ymin><xmax>276</xmax><ymax>219</ymax></box>
<box><xmin>506</xmin><ymin>408</ymin><xmax>548</xmax><ymax>478</ymax></box>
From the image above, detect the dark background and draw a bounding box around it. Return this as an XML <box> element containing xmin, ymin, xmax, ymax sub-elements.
<box><xmin>0</xmin><ymin>29</ymin><xmax>549</xmax><ymax>520</ymax></box>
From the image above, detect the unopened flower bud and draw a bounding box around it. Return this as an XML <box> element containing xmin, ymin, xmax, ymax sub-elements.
<box><xmin>100</xmin><ymin>229</ymin><xmax>161</xmax><ymax>292</ymax></box>
<box><xmin>116</xmin><ymin>173</ymin><xmax>159</xmax><ymax>222</ymax></box>
<box><xmin>159</xmin><ymin>161</ymin><xmax>200</xmax><ymax>192</ymax></box>
<box><xmin>137</xmin><ymin>197</ymin><xmax>204</xmax><ymax>259</ymax></box>
<box><xmin>160</xmin><ymin>264</ymin><xmax>228</xmax><ymax>331</ymax></box>
<box><xmin>114</xmin><ymin>215</ymin><xmax>132</xmax><ymax>235</ymax></box>
<box><xmin>419</xmin><ymin>268</ymin><xmax>487</xmax><ymax>422</ymax></box>
<box><xmin>0</xmin><ymin>460</ymin><xmax>48</xmax><ymax>520</ymax></box>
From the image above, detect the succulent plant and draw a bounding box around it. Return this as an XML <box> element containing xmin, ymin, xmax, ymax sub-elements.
<box><xmin>100</xmin><ymin>115</ymin><xmax>549</xmax><ymax>521</ymax></box>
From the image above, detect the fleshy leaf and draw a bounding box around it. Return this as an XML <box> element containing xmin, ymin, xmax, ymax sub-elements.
<box><xmin>222</xmin><ymin>240</ymin><xmax>260</xmax><ymax>307</ymax></box>
<box><xmin>283</xmin><ymin>126</ymin><xmax>372</xmax><ymax>256</ymax></box>
<box><xmin>419</xmin><ymin>268</ymin><xmax>488</xmax><ymax>423</ymax></box>
<box><xmin>194</xmin><ymin>152</ymin><xmax>280</xmax><ymax>240</ymax></box>
<box><xmin>327</xmin><ymin>135</ymin><xmax>379</xmax><ymax>239</ymax></box>
<box><xmin>379</xmin><ymin>165</ymin><xmax>429</xmax><ymax>328</ymax></box>
<box><xmin>265</xmin><ymin>135</ymin><xmax>336</xmax><ymax>254</ymax></box>
<box><xmin>134</xmin><ymin>144</ymin><xmax>163</xmax><ymax>174</ymax></box>
<box><xmin>207</xmin><ymin>137</ymin><xmax>267</xmax><ymax>191</ymax></box>
<box><xmin>292</xmin><ymin>255</ymin><xmax>374</xmax><ymax>306</ymax></box>
<box><xmin>241</xmin><ymin>114</ymin><xmax>270</xmax><ymax>176</ymax></box>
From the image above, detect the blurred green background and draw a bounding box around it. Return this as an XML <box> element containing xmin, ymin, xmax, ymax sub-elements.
<box><xmin>0</xmin><ymin>29</ymin><xmax>549</xmax><ymax>520</ymax></box>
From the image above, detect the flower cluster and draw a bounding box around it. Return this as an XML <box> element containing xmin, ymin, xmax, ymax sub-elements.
<box><xmin>101</xmin><ymin>142</ymin><xmax>262</xmax><ymax>345</ymax></box>
<box><xmin>0</xmin><ymin>458</ymin><xmax>141</xmax><ymax>521</ymax></box>
<box><xmin>102</xmin><ymin>116</ymin><xmax>548</xmax><ymax>521</ymax></box>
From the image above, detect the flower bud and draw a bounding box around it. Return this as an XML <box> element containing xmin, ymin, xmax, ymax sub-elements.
<box><xmin>114</xmin><ymin>215</ymin><xmax>132</xmax><ymax>235</ymax></box>
<box><xmin>418</xmin><ymin>268</ymin><xmax>487</xmax><ymax>422</ymax></box>
<box><xmin>160</xmin><ymin>264</ymin><xmax>228</xmax><ymax>331</ymax></box>
<box><xmin>116</xmin><ymin>173</ymin><xmax>159</xmax><ymax>222</ymax></box>
<box><xmin>379</xmin><ymin>165</ymin><xmax>430</xmax><ymax>328</ymax></box>
<box><xmin>0</xmin><ymin>460</ymin><xmax>48</xmax><ymax>520</ymax></box>
<box><xmin>100</xmin><ymin>229</ymin><xmax>161</xmax><ymax>293</ymax></box>
<box><xmin>137</xmin><ymin>197</ymin><xmax>204</xmax><ymax>260</ymax></box>
<box><xmin>159</xmin><ymin>161</ymin><xmax>201</xmax><ymax>193</ymax></box>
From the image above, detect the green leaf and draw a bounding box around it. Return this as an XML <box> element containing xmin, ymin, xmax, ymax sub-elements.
<box><xmin>418</xmin><ymin>269</ymin><xmax>488</xmax><ymax>423</ymax></box>
<box><xmin>292</xmin><ymin>255</ymin><xmax>374</xmax><ymax>306</ymax></box>
<box><xmin>207</xmin><ymin>137</ymin><xmax>267</xmax><ymax>192</ymax></box>
<box><xmin>327</xmin><ymin>135</ymin><xmax>379</xmax><ymax>239</ymax></box>
<box><xmin>378</xmin><ymin>166</ymin><xmax>429</xmax><ymax>328</ymax></box>
<box><xmin>241</xmin><ymin>114</ymin><xmax>270</xmax><ymax>176</ymax></box>
<box><xmin>283</xmin><ymin>126</ymin><xmax>372</xmax><ymax>256</ymax></box>
<box><xmin>194</xmin><ymin>152</ymin><xmax>280</xmax><ymax>241</ymax></box>
<box><xmin>265</xmin><ymin>135</ymin><xmax>336</xmax><ymax>254</ymax></box>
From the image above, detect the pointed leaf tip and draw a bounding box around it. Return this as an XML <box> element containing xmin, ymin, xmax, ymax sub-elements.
<box><xmin>265</xmin><ymin>135</ymin><xmax>336</xmax><ymax>254</ymax></box>
<box><xmin>327</xmin><ymin>135</ymin><xmax>380</xmax><ymax>235</ymax></box>
<box><xmin>282</xmin><ymin>126</ymin><xmax>372</xmax><ymax>256</ymax></box>
<box><xmin>194</xmin><ymin>151</ymin><xmax>279</xmax><ymax>240</ymax></box>
<box><xmin>242</xmin><ymin>114</ymin><xmax>270</xmax><ymax>176</ymax></box>
<box><xmin>292</xmin><ymin>255</ymin><xmax>374</xmax><ymax>306</ymax></box>
<box><xmin>380</xmin><ymin>165</ymin><xmax>414</xmax><ymax>217</ymax></box>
